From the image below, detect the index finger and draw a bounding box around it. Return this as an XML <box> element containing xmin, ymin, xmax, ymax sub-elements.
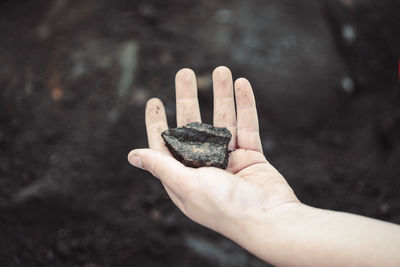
<box><xmin>145</xmin><ymin>98</ymin><xmax>169</xmax><ymax>153</ymax></box>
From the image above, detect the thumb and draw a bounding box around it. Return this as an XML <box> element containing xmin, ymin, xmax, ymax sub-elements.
<box><xmin>128</xmin><ymin>148</ymin><xmax>194</xmax><ymax>194</ymax></box>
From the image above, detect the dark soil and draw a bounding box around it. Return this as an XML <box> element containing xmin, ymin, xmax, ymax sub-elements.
<box><xmin>0</xmin><ymin>0</ymin><xmax>399</xmax><ymax>266</ymax></box>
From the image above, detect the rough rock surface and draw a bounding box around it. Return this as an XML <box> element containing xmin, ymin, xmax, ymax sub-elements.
<box><xmin>161</xmin><ymin>122</ymin><xmax>232</xmax><ymax>168</ymax></box>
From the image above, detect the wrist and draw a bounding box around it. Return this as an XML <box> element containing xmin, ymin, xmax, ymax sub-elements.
<box><xmin>229</xmin><ymin>202</ymin><xmax>310</xmax><ymax>265</ymax></box>
<box><xmin>238</xmin><ymin>201</ymin><xmax>307</xmax><ymax>240</ymax></box>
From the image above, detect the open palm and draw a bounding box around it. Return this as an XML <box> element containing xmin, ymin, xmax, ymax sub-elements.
<box><xmin>129</xmin><ymin>66</ymin><xmax>299</xmax><ymax>238</ymax></box>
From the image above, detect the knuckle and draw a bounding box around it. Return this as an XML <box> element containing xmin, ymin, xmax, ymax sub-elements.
<box><xmin>145</xmin><ymin>157</ymin><xmax>162</xmax><ymax>178</ymax></box>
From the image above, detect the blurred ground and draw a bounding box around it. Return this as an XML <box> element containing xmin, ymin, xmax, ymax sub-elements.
<box><xmin>0</xmin><ymin>0</ymin><xmax>399</xmax><ymax>266</ymax></box>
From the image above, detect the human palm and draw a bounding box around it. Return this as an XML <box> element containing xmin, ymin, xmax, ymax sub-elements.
<box><xmin>128</xmin><ymin>66</ymin><xmax>298</xmax><ymax>239</ymax></box>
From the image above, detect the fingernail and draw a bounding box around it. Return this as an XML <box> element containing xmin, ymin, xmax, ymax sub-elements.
<box><xmin>129</xmin><ymin>153</ymin><xmax>143</xmax><ymax>170</ymax></box>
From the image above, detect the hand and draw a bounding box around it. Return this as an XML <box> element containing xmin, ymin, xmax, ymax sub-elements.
<box><xmin>128</xmin><ymin>67</ymin><xmax>400</xmax><ymax>267</ymax></box>
<box><xmin>128</xmin><ymin>66</ymin><xmax>299</xmax><ymax>239</ymax></box>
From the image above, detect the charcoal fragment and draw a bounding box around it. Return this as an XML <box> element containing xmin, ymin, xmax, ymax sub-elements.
<box><xmin>161</xmin><ymin>122</ymin><xmax>232</xmax><ymax>168</ymax></box>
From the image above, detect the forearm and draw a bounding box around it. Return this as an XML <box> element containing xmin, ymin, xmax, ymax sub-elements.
<box><xmin>233</xmin><ymin>203</ymin><xmax>400</xmax><ymax>267</ymax></box>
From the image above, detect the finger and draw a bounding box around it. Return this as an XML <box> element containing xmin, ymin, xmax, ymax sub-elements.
<box><xmin>144</xmin><ymin>99</ymin><xmax>186</xmax><ymax>210</ymax></box>
<box><xmin>145</xmin><ymin>98</ymin><xmax>169</xmax><ymax>153</ymax></box>
<box><xmin>175</xmin><ymin>68</ymin><xmax>202</xmax><ymax>126</ymax></box>
<box><xmin>212</xmin><ymin>66</ymin><xmax>237</xmax><ymax>150</ymax></box>
<box><xmin>235</xmin><ymin>78</ymin><xmax>263</xmax><ymax>153</ymax></box>
<box><xmin>128</xmin><ymin>148</ymin><xmax>196</xmax><ymax>197</ymax></box>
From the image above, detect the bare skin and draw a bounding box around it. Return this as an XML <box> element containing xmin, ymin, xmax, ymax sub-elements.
<box><xmin>128</xmin><ymin>66</ymin><xmax>400</xmax><ymax>267</ymax></box>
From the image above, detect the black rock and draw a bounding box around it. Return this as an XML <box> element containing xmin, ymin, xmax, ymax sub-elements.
<box><xmin>161</xmin><ymin>122</ymin><xmax>232</xmax><ymax>168</ymax></box>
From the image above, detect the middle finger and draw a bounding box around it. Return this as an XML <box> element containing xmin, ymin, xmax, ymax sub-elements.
<box><xmin>212</xmin><ymin>66</ymin><xmax>237</xmax><ymax>150</ymax></box>
<box><xmin>175</xmin><ymin>68</ymin><xmax>202</xmax><ymax>126</ymax></box>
